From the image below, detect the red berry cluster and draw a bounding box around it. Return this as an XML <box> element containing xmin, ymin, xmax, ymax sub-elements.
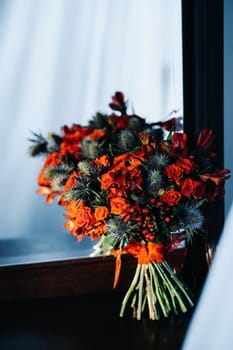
<box><xmin>133</xmin><ymin>197</ymin><xmax>173</xmax><ymax>242</ymax></box>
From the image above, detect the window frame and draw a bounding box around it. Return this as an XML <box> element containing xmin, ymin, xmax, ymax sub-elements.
<box><xmin>181</xmin><ymin>0</ymin><xmax>224</xmax><ymax>295</ymax></box>
<box><xmin>0</xmin><ymin>0</ymin><xmax>224</xmax><ymax>302</ymax></box>
<box><xmin>182</xmin><ymin>0</ymin><xmax>224</xmax><ymax>244</ymax></box>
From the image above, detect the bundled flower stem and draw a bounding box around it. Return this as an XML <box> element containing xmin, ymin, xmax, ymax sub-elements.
<box><xmin>29</xmin><ymin>91</ymin><xmax>230</xmax><ymax>320</ymax></box>
<box><xmin>119</xmin><ymin>261</ymin><xmax>193</xmax><ymax>320</ymax></box>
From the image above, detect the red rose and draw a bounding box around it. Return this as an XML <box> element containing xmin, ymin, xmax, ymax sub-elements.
<box><xmin>177</xmin><ymin>158</ymin><xmax>195</xmax><ymax>174</ymax></box>
<box><xmin>165</xmin><ymin>164</ymin><xmax>183</xmax><ymax>184</ymax></box>
<box><xmin>161</xmin><ymin>189</ymin><xmax>182</xmax><ymax>206</ymax></box>
<box><xmin>181</xmin><ymin>178</ymin><xmax>197</xmax><ymax>197</ymax></box>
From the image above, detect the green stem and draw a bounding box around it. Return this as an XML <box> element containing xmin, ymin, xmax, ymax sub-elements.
<box><xmin>119</xmin><ymin>264</ymin><xmax>141</xmax><ymax>317</ymax></box>
<box><xmin>137</xmin><ymin>264</ymin><xmax>146</xmax><ymax>320</ymax></box>
<box><xmin>144</xmin><ymin>266</ymin><xmax>158</xmax><ymax>320</ymax></box>
<box><xmin>155</xmin><ymin>263</ymin><xmax>189</xmax><ymax>313</ymax></box>
<box><xmin>148</xmin><ymin>264</ymin><xmax>169</xmax><ymax>318</ymax></box>
<box><xmin>142</xmin><ymin>292</ymin><xmax>147</xmax><ymax>312</ymax></box>
<box><xmin>153</xmin><ymin>262</ymin><xmax>178</xmax><ymax>313</ymax></box>
<box><xmin>162</xmin><ymin>261</ymin><xmax>194</xmax><ymax>307</ymax></box>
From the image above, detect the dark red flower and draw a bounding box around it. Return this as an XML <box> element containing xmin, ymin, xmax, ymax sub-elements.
<box><xmin>193</xmin><ymin>181</ymin><xmax>206</xmax><ymax>199</ymax></box>
<box><xmin>197</xmin><ymin>129</ymin><xmax>215</xmax><ymax>156</ymax></box>
<box><xmin>161</xmin><ymin>117</ymin><xmax>183</xmax><ymax>131</ymax></box>
<box><xmin>109</xmin><ymin>91</ymin><xmax>127</xmax><ymax>113</ymax></box>
<box><xmin>107</xmin><ymin>114</ymin><xmax>129</xmax><ymax>129</ymax></box>
<box><xmin>206</xmin><ymin>182</ymin><xmax>225</xmax><ymax>200</ymax></box>
<box><xmin>200</xmin><ymin>169</ymin><xmax>231</xmax><ymax>186</ymax></box>
<box><xmin>181</xmin><ymin>178</ymin><xmax>197</xmax><ymax>197</ymax></box>
<box><xmin>170</xmin><ymin>133</ymin><xmax>188</xmax><ymax>157</ymax></box>
<box><xmin>152</xmin><ymin>116</ymin><xmax>183</xmax><ymax>132</ymax></box>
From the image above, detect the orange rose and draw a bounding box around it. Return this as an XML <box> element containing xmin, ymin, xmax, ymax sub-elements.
<box><xmin>74</xmin><ymin>204</ymin><xmax>93</xmax><ymax>228</ymax></box>
<box><xmin>101</xmin><ymin>172</ymin><xmax>114</xmax><ymax>190</ymax></box>
<box><xmin>94</xmin><ymin>206</ymin><xmax>109</xmax><ymax>221</ymax></box>
<box><xmin>110</xmin><ymin>197</ymin><xmax>128</xmax><ymax>215</ymax></box>
<box><xmin>181</xmin><ymin>178</ymin><xmax>197</xmax><ymax>197</ymax></box>
<box><xmin>161</xmin><ymin>189</ymin><xmax>181</xmax><ymax>206</ymax></box>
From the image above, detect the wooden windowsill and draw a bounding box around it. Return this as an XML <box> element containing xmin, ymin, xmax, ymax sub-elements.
<box><xmin>0</xmin><ymin>254</ymin><xmax>137</xmax><ymax>302</ymax></box>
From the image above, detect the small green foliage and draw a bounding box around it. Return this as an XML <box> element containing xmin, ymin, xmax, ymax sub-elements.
<box><xmin>118</xmin><ymin>129</ymin><xmax>138</xmax><ymax>152</ymax></box>
<box><xmin>81</xmin><ymin>138</ymin><xmax>100</xmax><ymax>160</ymax></box>
<box><xmin>43</xmin><ymin>166</ymin><xmax>70</xmax><ymax>192</ymax></box>
<box><xmin>89</xmin><ymin>112</ymin><xmax>108</xmax><ymax>129</ymax></box>
<box><xmin>28</xmin><ymin>131</ymin><xmax>48</xmax><ymax>156</ymax></box>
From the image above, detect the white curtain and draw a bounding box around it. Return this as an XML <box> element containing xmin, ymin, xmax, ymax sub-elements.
<box><xmin>182</xmin><ymin>201</ymin><xmax>233</xmax><ymax>350</ymax></box>
<box><xmin>0</xmin><ymin>0</ymin><xmax>182</xmax><ymax>262</ymax></box>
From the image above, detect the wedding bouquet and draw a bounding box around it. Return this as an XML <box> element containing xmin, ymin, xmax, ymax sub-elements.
<box><xmin>29</xmin><ymin>92</ymin><xmax>230</xmax><ymax>320</ymax></box>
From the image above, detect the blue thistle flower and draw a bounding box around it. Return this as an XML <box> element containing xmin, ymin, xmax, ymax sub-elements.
<box><xmin>147</xmin><ymin>169</ymin><xmax>163</xmax><ymax>192</ymax></box>
<box><xmin>106</xmin><ymin>217</ymin><xmax>139</xmax><ymax>247</ymax></box>
<box><xmin>174</xmin><ymin>205</ymin><xmax>204</xmax><ymax>236</ymax></box>
<box><xmin>149</xmin><ymin>153</ymin><xmax>170</xmax><ymax>169</ymax></box>
<box><xmin>81</xmin><ymin>138</ymin><xmax>100</xmax><ymax>160</ymax></box>
<box><xmin>118</xmin><ymin>129</ymin><xmax>137</xmax><ymax>152</ymax></box>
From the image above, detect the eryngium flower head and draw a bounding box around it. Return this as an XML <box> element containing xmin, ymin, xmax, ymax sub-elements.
<box><xmin>81</xmin><ymin>138</ymin><xmax>100</xmax><ymax>160</ymax></box>
<box><xmin>78</xmin><ymin>160</ymin><xmax>91</xmax><ymax>175</ymax></box>
<box><xmin>50</xmin><ymin>173</ymin><xmax>69</xmax><ymax>192</ymax></box>
<box><xmin>176</xmin><ymin>205</ymin><xmax>204</xmax><ymax>232</ymax></box>
<box><xmin>147</xmin><ymin>169</ymin><xmax>163</xmax><ymax>192</ymax></box>
<box><xmin>118</xmin><ymin>129</ymin><xmax>137</xmax><ymax>152</ymax></box>
<box><xmin>44</xmin><ymin>166</ymin><xmax>70</xmax><ymax>192</ymax></box>
<box><xmin>149</xmin><ymin>153</ymin><xmax>170</xmax><ymax>169</ymax></box>
<box><xmin>64</xmin><ymin>172</ymin><xmax>95</xmax><ymax>203</ymax></box>
<box><xmin>106</xmin><ymin>217</ymin><xmax>139</xmax><ymax>246</ymax></box>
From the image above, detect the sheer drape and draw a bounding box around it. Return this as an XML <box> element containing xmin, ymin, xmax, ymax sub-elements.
<box><xmin>0</xmin><ymin>0</ymin><xmax>182</xmax><ymax>263</ymax></box>
<box><xmin>182</xmin><ymin>201</ymin><xmax>233</xmax><ymax>350</ymax></box>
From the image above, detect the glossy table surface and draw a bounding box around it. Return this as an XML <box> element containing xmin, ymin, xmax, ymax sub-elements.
<box><xmin>0</xmin><ymin>292</ymin><xmax>192</xmax><ymax>350</ymax></box>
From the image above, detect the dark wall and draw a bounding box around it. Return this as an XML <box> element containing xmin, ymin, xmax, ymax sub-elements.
<box><xmin>224</xmin><ymin>0</ymin><xmax>233</xmax><ymax>217</ymax></box>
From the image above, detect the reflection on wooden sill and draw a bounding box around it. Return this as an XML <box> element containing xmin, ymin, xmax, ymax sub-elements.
<box><xmin>0</xmin><ymin>254</ymin><xmax>137</xmax><ymax>302</ymax></box>
<box><xmin>0</xmin><ymin>236</ymin><xmax>94</xmax><ymax>266</ymax></box>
